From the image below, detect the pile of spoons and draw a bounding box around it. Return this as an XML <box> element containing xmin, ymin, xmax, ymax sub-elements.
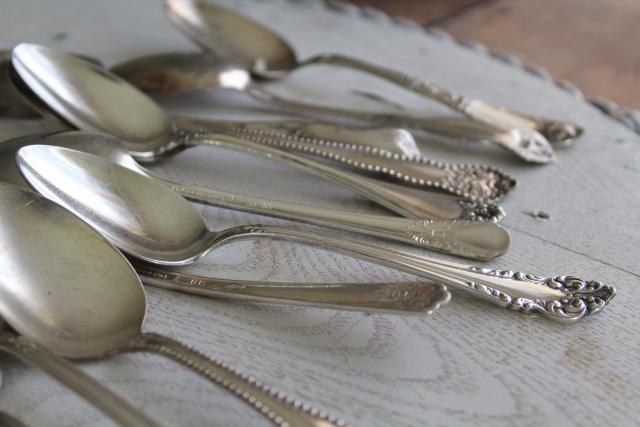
<box><xmin>0</xmin><ymin>1</ymin><xmax>616</xmax><ymax>426</ymax></box>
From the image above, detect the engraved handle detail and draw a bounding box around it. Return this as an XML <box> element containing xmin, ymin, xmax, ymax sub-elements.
<box><xmin>211</xmin><ymin>225</ymin><xmax>615</xmax><ymax>323</ymax></box>
<box><xmin>132</xmin><ymin>262</ymin><xmax>451</xmax><ymax>314</ymax></box>
<box><xmin>159</xmin><ymin>176</ymin><xmax>508</xmax><ymax>260</ymax></box>
<box><xmin>183</xmin><ymin>130</ymin><xmax>451</xmax><ymax>219</ymax></box>
<box><xmin>128</xmin><ymin>333</ymin><xmax>348</xmax><ymax>427</ymax></box>
<box><xmin>0</xmin><ymin>334</ymin><xmax>159</xmax><ymax>427</ymax></box>
<box><xmin>174</xmin><ymin>119</ymin><xmax>516</xmax><ymax>202</ymax></box>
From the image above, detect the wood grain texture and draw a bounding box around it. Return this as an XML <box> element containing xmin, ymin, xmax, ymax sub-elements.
<box><xmin>0</xmin><ymin>1</ymin><xmax>639</xmax><ymax>426</ymax></box>
<box><xmin>351</xmin><ymin>0</ymin><xmax>640</xmax><ymax>108</ymax></box>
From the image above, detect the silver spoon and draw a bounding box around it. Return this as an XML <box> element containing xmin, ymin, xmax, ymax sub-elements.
<box><xmin>0</xmin><ymin>134</ymin><xmax>452</xmax><ymax>312</ymax></box>
<box><xmin>0</xmin><ymin>186</ymin><xmax>171</xmax><ymax>427</ymax></box>
<box><xmin>10</xmin><ymin>43</ymin><xmax>515</xmax><ymax>206</ymax></box>
<box><xmin>0</xmin><ymin>131</ymin><xmax>510</xmax><ymax>259</ymax></box>
<box><xmin>18</xmin><ymin>145</ymin><xmax>615</xmax><ymax>322</ymax></box>
<box><xmin>164</xmin><ymin>0</ymin><xmax>573</xmax><ymax>162</ymax></box>
<box><xmin>0</xmin><ymin>49</ymin><xmax>424</xmax><ymax>159</ymax></box>
<box><xmin>112</xmin><ymin>51</ymin><xmax>582</xmax><ymax>149</ymax></box>
<box><xmin>0</xmin><ymin>183</ymin><xmax>346</xmax><ymax>427</ymax></box>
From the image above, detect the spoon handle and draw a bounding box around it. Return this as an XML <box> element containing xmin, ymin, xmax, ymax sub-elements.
<box><xmin>127</xmin><ymin>333</ymin><xmax>348</xmax><ymax>427</ymax></box>
<box><xmin>0</xmin><ymin>334</ymin><xmax>160</xmax><ymax>427</ymax></box>
<box><xmin>158</xmin><ymin>176</ymin><xmax>507</xmax><ymax>259</ymax></box>
<box><xmin>212</xmin><ymin>225</ymin><xmax>615</xmax><ymax>323</ymax></box>
<box><xmin>183</xmin><ymin>131</ymin><xmax>451</xmax><ymax>218</ymax></box>
<box><xmin>132</xmin><ymin>262</ymin><xmax>450</xmax><ymax>314</ymax></box>
<box><xmin>245</xmin><ymin>86</ymin><xmax>582</xmax><ymax>147</ymax></box>
<box><xmin>176</xmin><ymin>118</ymin><xmax>516</xmax><ymax>201</ymax></box>
<box><xmin>296</xmin><ymin>54</ymin><xmax>557</xmax><ymax>162</ymax></box>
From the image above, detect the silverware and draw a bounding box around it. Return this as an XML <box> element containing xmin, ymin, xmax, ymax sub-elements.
<box><xmin>11</xmin><ymin>43</ymin><xmax>499</xmax><ymax>218</ymax></box>
<box><xmin>18</xmin><ymin>145</ymin><xmax>615</xmax><ymax>322</ymax></box>
<box><xmin>0</xmin><ymin>187</ymin><xmax>165</xmax><ymax>427</ymax></box>
<box><xmin>112</xmin><ymin>51</ymin><xmax>581</xmax><ymax>151</ymax></box>
<box><xmin>133</xmin><ymin>260</ymin><xmax>450</xmax><ymax>314</ymax></box>
<box><xmin>0</xmin><ymin>131</ymin><xmax>509</xmax><ymax>259</ymax></box>
<box><xmin>0</xmin><ymin>183</ymin><xmax>346</xmax><ymax>427</ymax></box>
<box><xmin>174</xmin><ymin>116</ymin><xmax>517</xmax><ymax>202</ymax></box>
<box><xmin>165</xmin><ymin>0</ymin><xmax>579</xmax><ymax>162</ymax></box>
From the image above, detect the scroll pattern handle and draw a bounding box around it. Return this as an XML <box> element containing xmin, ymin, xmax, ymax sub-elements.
<box><xmin>211</xmin><ymin>225</ymin><xmax>615</xmax><ymax>323</ymax></box>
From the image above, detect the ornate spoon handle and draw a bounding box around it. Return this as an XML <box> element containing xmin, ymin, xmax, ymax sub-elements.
<box><xmin>0</xmin><ymin>334</ymin><xmax>159</xmax><ymax>427</ymax></box>
<box><xmin>210</xmin><ymin>225</ymin><xmax>615</xmax><ymax>323</ymax></box>
<box><xmin>291</xmin><ymin>54</ymin><xmax>557</xmax><ymax>163</ymax></box>
<box><xmin>156</xmin><ymin>176</ymin><xmax>508</xmax><ymax>260</ymax></box>
<box><xmin>126</xmin><ymin>333</ymin><xmax>347</xmax><ymax>427</ymax></box>
<box><xmin>181</xmin><ymin>130</ymin><xmax>451</xmax><ymax>219</ymax></box>
<box><xmin>132</xmin><ymin>261</ymin><xmax>450</xmax><ymax>314</ymax></box>
<box><xmin>245</xmin><ymin>85</ymin><xmax>583</xmax><ymax>147</ymax></box>
<box><xmin>194</xmin><ymin>124</ymin><xmax>515</xmax><ymax>201</ymax></box>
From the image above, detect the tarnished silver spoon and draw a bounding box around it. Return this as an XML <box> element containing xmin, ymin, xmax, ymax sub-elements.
<box><xmin>112</xmin><ymin>51</ymin><xmax>581</xmax><ymax>148</ymax></box>
<box><xmin>0</xmin><ymin>132</ymin><xmax>510</xmax><ymax>259</ymax></box>
<box><xmin>0</xmin><ymin>182</ymin><xmax>346</xmax><ymax>427</ymax></box>
<box><xmin>18</xmin><ymin>145</ymin><xmax>615</xmax><ymax>322</ymax></box>
<box><xmin>164</xmin><ymin>0</ymin><xmax>578</xmax><ymax>162</ymax></box>
<box><xmin>10</xmin><ymin>43</ymin><xmax>516</xmax><ymax>204</ymax></box>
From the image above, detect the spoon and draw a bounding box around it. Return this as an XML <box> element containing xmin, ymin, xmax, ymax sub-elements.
<box><xmin>0</xmin><ymin>131</ymin><xmax>510</xmax><ymax>259</ymax></box>
<box><xmin>164</xmin><ymin>0</ymin><xmax>576</xmax><ymax>162</ymax></box>
<box><xmin>18</xmin><ymin>145</ymin><xmax>616</xmax><ymax>322</ymax></box>
<box><xmin>112</xmin><ymin>51</ymin><xmax>582</xmax><ymax>149</ymax></box>
<box><xmin>10</xmin><ymin>43</ymin><xmax>515</xmax><ymax>207</ymax></box>
<box><xmin>0</xmin><ymin>134</ymin><xmax>452</xmax><ymax>312</ymax></box>
<box><xmin>0</xmin><ymin>183</ymin><xmax>346</xmax><ymax>427</ymax></box>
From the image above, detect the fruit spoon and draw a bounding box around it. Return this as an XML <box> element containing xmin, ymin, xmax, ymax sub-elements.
<box><xmin>0</xmin><ymin>131</ymin><xmax>510</xmax><ymax>259</ymax></box>
<box><xmin>112</xmin><ymin>51</ymin><xmax>582</xmax><ymax>149</ymax></box>
<box><xmin>0</xmin><ymin>183</ymin><xmax>345</xmax><ymax>427</ymax></box>
<box><xmin>18</xmin><ymin>145</ymin><xmax>615</xmax><ymax>322</ymax></box>
<box><xmin>164</xmin><ymin>0</ymin><xmax>579</xmax><ymax>162</ymax></box>
<box><xmin>10</xmin><ymin>43</ymin><xmax>515</xmax><ymax>206</ymax></box>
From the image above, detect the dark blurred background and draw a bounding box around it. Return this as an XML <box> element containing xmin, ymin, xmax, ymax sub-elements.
<box><xmin>348</xmin><ymin>0</ymin><xmax>640</xmax><ymax>108</ymax></box>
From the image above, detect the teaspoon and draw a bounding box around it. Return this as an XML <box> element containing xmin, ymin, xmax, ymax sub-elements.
<box><xmin>0</xmin><ymin>183</ymin><xmax>346</xmax><ymax>427</ymax></box>
<box><xmin>0</xmin><ymin>131</ymin><xmax>510</xmax><ymax>259</ymax></box>
<box><xmin>165</xmin><ymin>0</ymin><xmax>580</xmax><ymax>162</ymax></box>
<box><xmin>18</xmin><ymin>145</ymin><xmax>616</xmax><ymax>322</ymax></box>
<box><xmin>112</xmin><ymin>51</ymin><xmax>581</xmax><ymax>149</ymax></box>
<box><xmin>0</xmin><ymin>134</ymin><xmax>452</xmax><ymax>312</ymax></box>
<box><xmin>10</xmin><ymin>43</ymin><xmax>515</xmax><ymax>206</ymax></box>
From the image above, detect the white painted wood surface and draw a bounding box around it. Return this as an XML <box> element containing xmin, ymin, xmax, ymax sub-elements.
<box><xmin>0</xmin><ymin>1</ymin><xmax>638</xmax><ymax>426</ymax></box>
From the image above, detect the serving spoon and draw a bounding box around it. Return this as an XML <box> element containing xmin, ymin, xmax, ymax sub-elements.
<box><xmin>0</xmin><ymin>183</ymin><xmax>346</xmax><ymax>427</ymax></box>
<box><xmin>18</xmin><ymin>145</ymin><xmax>615</xmax><ymax>322</ymax></box>
<box><xmin>0</xmin><ymin>131</ymin><xmax>509</xmax><ymax>259</ymax></box>
<box><xmin>165</xmin><ymin>0</ymin><xmax>581</xmax><ymax>162</ymax></box>
<box><xmin>112</xmin><ymin>51</ymin><xmax>581</xmax><ymax>149</ymax></box>
<box><xmin>10</xmin><ymin>43</ymin><xmax>515</xmax><ymax>205</ymax></box>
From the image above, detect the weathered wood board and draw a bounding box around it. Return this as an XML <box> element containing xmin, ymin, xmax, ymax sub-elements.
<box><xmin>0</xmin><ymin>1</ymin><xmax>638</xmax><ymax>426</ymax></box>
